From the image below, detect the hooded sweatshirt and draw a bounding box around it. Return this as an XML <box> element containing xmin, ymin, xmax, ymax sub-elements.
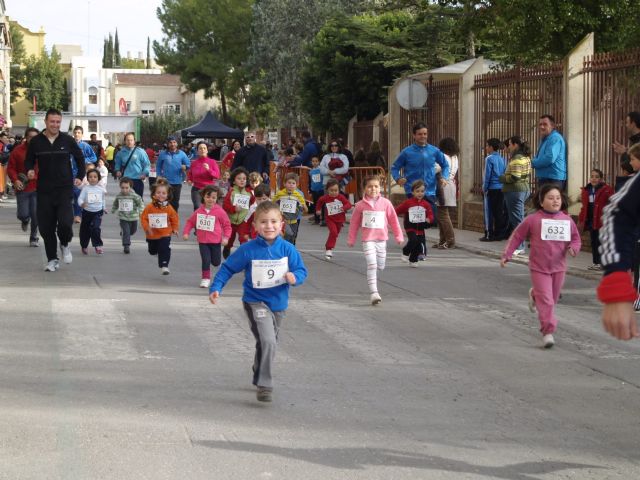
<box><xmin>348</xmin><ymin>195</ymin><xmax>403</xmax><ymax>244</ymax></box>
<box><xmin>183</xmin><ymin>203</ymin><xmax>232</xmax><ymax>244</ymax></box>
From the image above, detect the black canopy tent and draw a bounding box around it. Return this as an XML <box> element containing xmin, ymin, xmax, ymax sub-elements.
<box><xmin>180</xmin><ymin>112</ymin><xmax>244</xmax><ymax>141</ymax></box>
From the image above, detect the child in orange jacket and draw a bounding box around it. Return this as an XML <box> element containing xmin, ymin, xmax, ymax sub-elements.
<box><xmin>141</xmin><ymin>178</ymin><xmax>179</xmax><ymax>275</ymax></box>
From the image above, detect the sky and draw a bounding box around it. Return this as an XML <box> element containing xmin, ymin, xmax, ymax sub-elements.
<box><xmin>6</xmin><ymin>0</ymin><xmax>164</xmax><ymax>60</ymax></box>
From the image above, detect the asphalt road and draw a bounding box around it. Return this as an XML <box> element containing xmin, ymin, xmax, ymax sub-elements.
<box><xmin>1</xmin><ymin>184</ymin><xmax>639</xmax><ymax>479</ymax></box>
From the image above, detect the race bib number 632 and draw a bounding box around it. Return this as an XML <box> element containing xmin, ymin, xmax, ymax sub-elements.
<box><xmin>541</xmin><ymin>218</ymin><xmax>571</xmax><ymax>241</ymax></box>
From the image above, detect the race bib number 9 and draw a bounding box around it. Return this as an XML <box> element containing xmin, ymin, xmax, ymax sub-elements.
<box><xmin>87</xmin><ymin>192</ymin><xmax>101</xmax><ymax>204</ymax></box>
<box><xmin>362</xmin><ymin>211</ymin><xmax>385</xmax><ymax>229</ymax></box>
<box><xmin>148</xmin><ymin>213</ymin><xmax>168</xmax><ymax>229</ymax></box>
<box><xmin>311</xmin><ymin>173</ymin><xmax>321</xmax><ymax>183</ymax></box>
<box><xmin>233</xmin><ymin>194</ymin><xmax>251</xmax><ymax>210</ymax></box>
<box><xmin>326</xmin><ymin>201</ymin><xmax>343</xmax><ymax>216</ymax></box>
<box><xmin>541</xmin><ymin>219</ymin><xmax>571</xmax><ymax>241</ymax></box>
<box><xmin>408</xmin><ymin>206</ymin><xmax>426</xmax><ymax>223</ymax></box>
<box><xmin>196</xmin><ymin>214</ymin><xmax>216</xmax><ymax>232</ymax></box>
<box><xmin>280</xmin><ymin>198</ymin><xmax>298</xmax><ymax>214</ymax></box>
<box><xmin>251</xmin><ymin>257</ymin><xmax>288</xmax><ymax>289</ymax></box>
<box><xmin>118</xmin><ymin>199</ymin><xmax>133</xmax><ymax>212</ymax></box>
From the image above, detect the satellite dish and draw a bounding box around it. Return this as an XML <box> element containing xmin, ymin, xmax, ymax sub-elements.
<box><xmin>395</xmin><ymin>79</ymin><xmax>428</xmax><ymax>110</ymax></box>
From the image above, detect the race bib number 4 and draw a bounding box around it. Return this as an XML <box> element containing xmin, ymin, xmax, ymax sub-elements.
<box><xmin>148</xmin><ymin>213</ymin><xmax>168</xmax><ymax>229</ymax></box>
<box><xmin>280</xmin><ymin>198</ymin><xmax>298</xmax><ymax>214</ymax></box>
<box><xmin>251</xmin><ymin>257</ymin><xmax>288</xmax><ymax>289</ymax></box>
<box><xmin>362</xmin><ymin>211</ymin><xmax>384</xmax><ymax>229</ymax></box>
<box><xmin>196</xmin><ymin>214</ymin><xmax>216</xmax><ymax>232</ymax></box>
<box><xmin>408</xmin><ymin>206</ymin><xmax>426</xmax><ymax>223</ymax></box>
<box><xmin>326</xmin><ymin>201</ymin><xmax>343</xmax><ymax>216</ymax></box>
<box><xmin>87</xmin><ymin>192</ymin><xmax>101</xmax><ymax>204</ymax></box>
<box><xmin>233</xmin><ymin>194</ymin><xmax>251</xmax><ymax>210</ymax></box>
<box><xmin>541</xmin><ymin>219</ymin><xmax>571</xmax><ymax>241</ymax></box>
<box><xmin>118</xmin><ymin>199</ymin><xmax>133</xmax><ymax>212</ymax></box>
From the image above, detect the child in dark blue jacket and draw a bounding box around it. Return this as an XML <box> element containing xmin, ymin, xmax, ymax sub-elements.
<box><xmin>209</xmin><ymin>201</ymin><xmax>308</xmax><ymax>402</ymax></box>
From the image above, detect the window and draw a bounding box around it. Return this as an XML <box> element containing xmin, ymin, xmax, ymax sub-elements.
<box><xmin>140</xmin><ymin>102</ymin><xmax>156</xmax><ymax>116</ymax></box>
<box><xmin>163</xmin><ymin>103</ymin><xmax>181</xmax><ymax>114</ymax></box>
<box><xmin>88</xmin><ymin>87</ymin><xmax>98</xmax><ymax>105</ymax></box>
<box><xmin>126</xmin><ymin>101</ymin><xmax>131</xmax><ymax>112</ymax></box>
<box><xmin>88</xmin><ymin>120</ymin><xmax>98</xmax><ymax>132</ymax></box>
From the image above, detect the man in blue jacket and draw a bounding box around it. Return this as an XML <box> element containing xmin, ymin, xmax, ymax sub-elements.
<box><xmin>391</xmin><ymin>122</ymin><xmax>449</xmax><ymax>215</ymax></box>
<box><xmin>481</xmin><ymin>138</ymin><xmax>508</xmax><ymax>241</ymax></box>
<box><xmin>156</xmin><ymin>136</ymin><xmax>190</xmax><ymax>212</ymax></box>
<box><xmin>289</xmin><ymin>131</ymin><xmax>319</xmax><ymax>168</ymax></box>
<box><xmin>532</xmin><ymin>115</ymin><xmax>566</xmax><ymax>190</ymax></box>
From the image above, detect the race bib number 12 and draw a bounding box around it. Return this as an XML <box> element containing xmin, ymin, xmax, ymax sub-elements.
<box><xmin>541</xmin><ymin>218</ymin><xmax>571</xmax><ymax>241</ymax></box>
<box><xmin>251</xmin><ymin>257</ymin><xmax>288</xmax><ymax>289</ymax></box>
<box><xmin>118</xmin><ymin>199</ymin><xmax>133</xmax><ymax>212</ymax></box>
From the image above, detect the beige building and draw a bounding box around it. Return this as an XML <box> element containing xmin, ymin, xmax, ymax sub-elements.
<box><xmin>0</xmin><ymin>3</ymin><xmax>12</xmax><ymax>128</ymax></box>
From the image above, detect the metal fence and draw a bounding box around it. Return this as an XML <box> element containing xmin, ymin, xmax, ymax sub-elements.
<box><xmin>399</xmin><ymin>77</ymin><xmax>460</xmax><ymax>153</ymax></box>
<box><xmin>582</xmin><ymin>48</ymin><xmax>640</xmax><ymax>187</ymax></box>
<box><xmin>352</xmin><ymin>119</ymin><xmax>375</xmax><ymax>154</ymax></box>
<box><xmin>472</xmin><ymin>63</ymin><xmax>564</xmax><ymax>194</ymax></box>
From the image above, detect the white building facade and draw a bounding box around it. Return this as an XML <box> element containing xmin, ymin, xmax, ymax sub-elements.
<box><xmin>0</xmin><ymin>0</ymin><xmax>12</xmax><ymax>129</ymax></box>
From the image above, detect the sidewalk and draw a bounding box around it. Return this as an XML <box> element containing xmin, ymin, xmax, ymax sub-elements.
<box><xmin>424</xmin><ymin>227</ymin><xmax>601</xmax><ymax>281</ymax></box>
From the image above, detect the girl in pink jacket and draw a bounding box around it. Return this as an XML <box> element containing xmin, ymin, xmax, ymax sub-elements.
<box><xmin>183</xmin><ymin>185</ymin><xmax>232</xmax><ymax>288</ymax></box>
<box><xmin>348</xmin><ymin>175</ymin><xmax>403</xmax><ymax>305</ymax></box>
<box><xmin>501</xmin><ymin>184</ymin><xmax>581</xmax><ymax>348</ymax></box>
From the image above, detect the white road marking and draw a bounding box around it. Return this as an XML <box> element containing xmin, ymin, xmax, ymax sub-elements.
<box><xmin>53</xmin><ymin>299</ymin><xmax>138</xmax><ymax>361</ymax></box>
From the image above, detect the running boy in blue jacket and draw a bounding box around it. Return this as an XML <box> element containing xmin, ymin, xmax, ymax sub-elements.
<box><xmin>209</xmin><ymin>201</ymin><xmax>308</xmax><ymax>402</ymax></box>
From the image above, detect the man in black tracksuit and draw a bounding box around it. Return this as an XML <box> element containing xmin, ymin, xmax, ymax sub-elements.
<box><xmin>232</xmin><ymin>132</ymin><xmax>270</xmax><ymax>181</ymax></box>
<box><xmin>25</xmin><ymin>109</ymin><xmax>85</xmax><ymax>271</ymax></box>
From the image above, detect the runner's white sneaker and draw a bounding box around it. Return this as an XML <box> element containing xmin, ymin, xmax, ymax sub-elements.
<box><xmin>543</xmin><ymin>334</ymin><xmax>555</xmax><ymax>349</ymax></box>
<box><xmin>409</xmin><ymin>262</ymin><xmax>418</xmax><ymax>268</ymax></box>
<box><xmin>370</xmin><ymin>292</ymin><xmax>382</xmax><ymax>305</ymax></box>
<box><xmin>199</xmin><ymin>278</ymin><xmax>210</xmax><ymax>288</ymax></box>
<box><xmin>401</xmin><ymin>254</ymin><xmax>409</xmax><ymax>263</ymax></box>
<box><xmin>325</xmin><ymin>249</ymin><xmax>333</xmax><ymax>260</ymax></box>
<box><xmin>44</xmin><ymin>259</ymin><xmax>59</xmax><ymax>272</ymax></box>
<box><xmin>61</xmin><ymin>245</ymin><xmax>72</xmax><ymax>264</ymax></box>
<box><xmin>161</xmin><ymin>267</ymin><xmax>170</xmax><ymax>275</ymax></box>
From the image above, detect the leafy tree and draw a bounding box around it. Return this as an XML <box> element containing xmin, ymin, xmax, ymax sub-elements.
<box><xmin>9</xmin><ymin>24</ymin><xmax>27</xmax><ymax>108</ymax></box>
<box><xmin>23</xmin><ymin>47</ymin><xmax>69</xmax><ymax>111</ymax></box>
<box><xmin>121</xmin><ymin>58</ymin><xmax>146</xmax><ymax>69</ymax></box>
<box><xmin>154</xmin><ymin>0</ymin><xmax>252</xmax><ymax>125</ymax></box>
<box><xmin>140</xmin><ymin>111</ymin><xmax>198</xmax><ymax>145</ymax></box>
<box><xmin>300</xmin><ymin>9</ymin><xmax>463</xmax><ymax>135</ymax></box>
<box><xmin>248</xmin><ymin>0</ymin><xmax>364</xmax><ymax>128</ymax></box>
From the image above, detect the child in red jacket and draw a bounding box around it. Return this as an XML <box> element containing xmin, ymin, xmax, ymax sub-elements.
<box><xmin>315</xmin><ymin>178</ymin><xmax>352</xmax><ymax>260</ymax></box>
<box><xmin>395</xmin><ymin>180</ymin><xmax>434</xmax><ymax>267</ymax></box>
<box><xmin>577</xmin><ymin>168</ymin><xmax>613</xmax><ymax>270</ymax></box>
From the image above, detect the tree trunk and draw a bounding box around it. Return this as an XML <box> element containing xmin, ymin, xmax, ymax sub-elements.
<box><xmin>220</xmin><ymin>90</ymin><xmax>228</xmax><ymax>125</ymax></box>
<box><xmin>466</xmin><ymin>30</ymin><xmax>476</xmax><ymax>58</ymax></box>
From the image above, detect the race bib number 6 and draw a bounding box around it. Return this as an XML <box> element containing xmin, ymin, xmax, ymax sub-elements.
<box><xmin>251</xmin><ymin>257</ymin><xmax>289</xmax><ymax>289</ymax></box>
<box><xmin>541</xmin><ymin>219</ymin><xmax>571</xmax><ymax>241</ymax></box>
<box><xmin>362</xmin><ymin>211</ymin><xmax>384</xmax><ymax>229</ymax></box>
<box><xmin>196</xmin><ymin>214</ymin><xmax>216</xmax><ymax>231</ymax></box>
<box><xmin>148</xmin><ymin>213</ymin><xmax>168</xmax><ymax>229</ymax></box>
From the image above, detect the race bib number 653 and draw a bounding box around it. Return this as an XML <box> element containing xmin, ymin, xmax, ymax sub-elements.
<box><xmin>251</xmin><ymin>257</ymin><xmax>288</xmax><ymax>289</ymax></box>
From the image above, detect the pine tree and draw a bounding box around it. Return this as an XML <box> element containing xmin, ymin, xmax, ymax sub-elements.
<box><xmin>102</xmin><ymin>38</ymin><xmax>108</xmax><ymax>68</ymax></box>
<box><xmin>146</xmin><ymin>37</ymin><xmax>151</xmax><ymax>69</ymax></box>
<box><xmin>107</xmin><ymin>33</ymin><xmax>114</xmax><ymax>68</ymax></box>
<box><xmin>114</xmin><ymin>29</ymin><xmax>122</xmax><ymax>67</ymax></box>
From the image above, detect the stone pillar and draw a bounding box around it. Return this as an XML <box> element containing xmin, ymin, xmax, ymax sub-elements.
<box><xmin>564</xmin><ymin>33</ymin><xmax>594</xmax><ymax>214</ymax></box>
<box><xmin>387</xmin><ymin>80</ymin><xmax>402</xmax><ymax>165</ymax></box>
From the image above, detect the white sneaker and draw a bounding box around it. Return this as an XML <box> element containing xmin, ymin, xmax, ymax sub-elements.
<box><xmin>543</xmin><ymin>334</ymin><xmax>555</xmax><ymax>349</ymax></box>
<box><xmin>61</xmin><ymin>244</ymin><xmax>72</xmax><ymax>264</ymax></box>
<box><xmin>409</xmin><ymin>262</ymin><xmax>418</xmax><ymax>268</ymax></box>
<box><xmin>44</xmin><ymin>259</ymin><xmax>59</xmax><ymax>272</ymax></box>
<box><xmin>161</xmin><ymin>267</ymin><xmax>170</xmax><ymax>275</ymax></box>
<box><xmin>325</xmin><ymin>249</ymin><xmax>333</xmax><ymax>260</ymax></box>
<box><xmin>401</xmin><ymin>254</ymin><xmax>409</xmax><ymax>263</ymax></box>
<box><xmin>370</xmin><ymin>292</ymin><xmax>382</xmax><ymax>305</ymax></box>
<box><xmin>528</xmin><ymin>288</ymin><xmax>536</xmax><ymax>312</ymax></box>
<box><xmin>199</xmin><ymin>278</ymin><xmax>210</xmax><ymax>288</ymax></box>
<box><xmin>513</xmin><ymin>248</ymin><xmax>525</xmax><ymax>256</ymax></box>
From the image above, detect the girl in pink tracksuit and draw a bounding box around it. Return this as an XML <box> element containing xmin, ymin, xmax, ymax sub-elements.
<box><xmin>348</xmin><ymin>175</ymin><xmax>404</xmax><ymax>305</ymax></box>
<box><xmin>501</xmin><ymin>184</ymin><xmax>581</xmax><ymax>349</ymax></box>
<box><xmin>183</xmin><ymin>185</ymin><xmax>232</xmax><ymax>288</ymax></box>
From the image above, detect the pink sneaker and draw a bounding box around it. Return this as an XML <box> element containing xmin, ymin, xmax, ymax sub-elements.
<box><xmin>95</xmin><ymin>247</ymin><xmax>104</xmax><ymax>255</ymax></box>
